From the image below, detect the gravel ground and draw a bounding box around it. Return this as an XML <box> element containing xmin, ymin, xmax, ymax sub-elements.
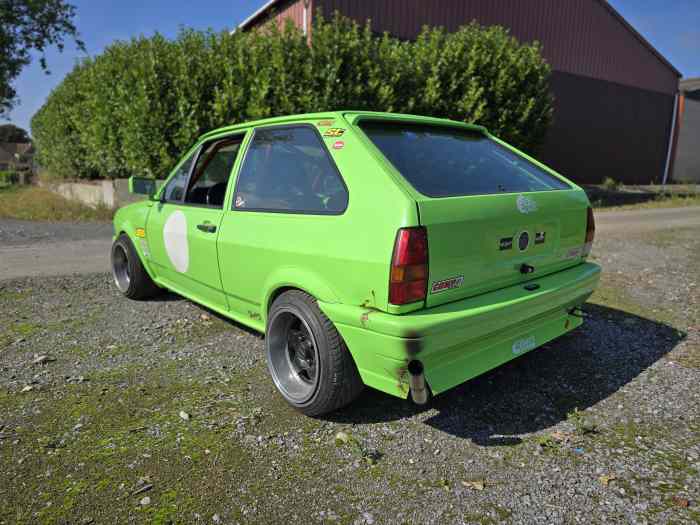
<box><xmin>1</xmin><ymin>211</ymin><xmax>699</xmax><ymax>524</ymax></box>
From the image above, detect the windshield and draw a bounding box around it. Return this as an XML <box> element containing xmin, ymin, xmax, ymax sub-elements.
<box><xmin>359</xmin><ymin>121</ymin><xmax>570</xmax><ymax>197</ymax></box>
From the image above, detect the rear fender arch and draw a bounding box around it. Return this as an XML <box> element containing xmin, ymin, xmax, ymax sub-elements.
<box><xmin>262</xmin><ymin>267</ymin><xmax>341</xmax><ymax>325</ymax></box>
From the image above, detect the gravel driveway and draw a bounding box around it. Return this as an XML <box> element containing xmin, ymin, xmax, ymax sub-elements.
<box><xmin>1</xmin><ymin>208</ymin><xmax>698</xmax><ymax>524</ymax></box>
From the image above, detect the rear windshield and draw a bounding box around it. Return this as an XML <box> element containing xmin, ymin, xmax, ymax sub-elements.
<box><xmin>359</xmin><ymin>121</ymin><xmax>570</xmax><ymax>197</ymax></box>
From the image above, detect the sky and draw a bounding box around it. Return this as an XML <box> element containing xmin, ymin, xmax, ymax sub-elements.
<box><xmin>6</xmin><ymin>0</ymin><xmax>700</xmax><ymax>134</ymax></box>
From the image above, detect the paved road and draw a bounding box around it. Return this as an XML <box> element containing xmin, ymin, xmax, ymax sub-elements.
<box><xmin>1</xmin><ymin>206</ymin><xmax>699</xmax><ymax>280</ymax></box>
<box><xmin>596</xmin><ymin>206</ymin><xmax>700</xmax><ymax>234</ymax></box>
<box><xmin>0</xmin><ymin>219</ymin><xmax>112</xmax><ymax>280</ymax></box>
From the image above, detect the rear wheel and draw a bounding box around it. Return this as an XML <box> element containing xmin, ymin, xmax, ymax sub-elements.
<box><xmin>111</xmin><ymin>233</ymin><xmax>161</xmax><ymax>300</ymax></box>
<box><xmin>266</xmin><ymin>290</ymin><xmax>363</xmax><ymax>416</ymax></box>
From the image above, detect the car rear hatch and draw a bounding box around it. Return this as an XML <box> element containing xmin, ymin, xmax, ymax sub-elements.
<box><xmin>417</xmin><ymin>191</ymin><xmax>588</xmax><ymax>307</ymax></box>
<box><xmin>357</xmin><ymin>119</ymin><xmax>590</xmax><ymax>308</ymax></box>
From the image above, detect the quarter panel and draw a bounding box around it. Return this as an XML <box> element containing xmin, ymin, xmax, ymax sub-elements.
<box><xmin>217</xmin><ymin>116</ymin><xmax>418</xmax><ymax>321</ymax></box>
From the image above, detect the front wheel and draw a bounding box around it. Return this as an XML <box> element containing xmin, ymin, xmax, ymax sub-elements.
<box><xmin>266</xmin><ymin>290</ymin><xmax>364</xmax><ymax>416</ymax></box>
<box><xmin>111</xmin><ymin>234</ymin><xmax>161</xmax><ymax>300</ymax></box>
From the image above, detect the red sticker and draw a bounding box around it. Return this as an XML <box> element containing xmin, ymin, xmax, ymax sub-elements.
<box><xmin>333</xmin><ymin>141</ymin><xmax>345</xmax><ymax>150</ymax></box>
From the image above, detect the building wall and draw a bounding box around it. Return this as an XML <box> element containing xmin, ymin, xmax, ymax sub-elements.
<box><xmin>674</xmin><ymin>95</ymin><xmax>700</xmax><ymax>183</ymax></box>
<box><xmin>541</xmin><ymin>71</ymin><xmax>675</xmax><ymax>184</ymax></box>
<box><xmin>248</xmin><ymin>0</ymin><xmax>310</xmax><ymax>34</ymax></box>
<box><xmin>317</xmin><ymin>0</ymin><xmax>678</xmax><ymax>95</ymax></box>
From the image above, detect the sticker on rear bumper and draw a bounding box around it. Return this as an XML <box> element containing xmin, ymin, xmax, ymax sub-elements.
<box><xmin>430</xmin><ymin>276</ymin><xmax>464</xmax><ymax>294</ymax></box>
<box><xmin>512</xmin><ymin>336</ymin><xmax>536</xmax><ymax>355</ymax></box>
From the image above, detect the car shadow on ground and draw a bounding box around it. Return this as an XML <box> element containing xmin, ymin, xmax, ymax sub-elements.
<box><xmin>326</xmin><ymin>303</ymin><xmax>686</xmax><ymax>445</ymax></box>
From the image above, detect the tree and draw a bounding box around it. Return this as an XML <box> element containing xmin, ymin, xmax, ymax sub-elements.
<box><xmin>0</xmin><ymin>0</ymin><xmax>84</xmax><ymax>117</ymax></box>
<box><xmin>0</xmin><ymin>123</ymin><xmax>30</xmax><ymax>142</ymax></box>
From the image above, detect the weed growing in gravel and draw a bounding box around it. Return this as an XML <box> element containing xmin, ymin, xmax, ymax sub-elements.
<box><xmin>567</xmin><ymin>407</ymin><xmax>598</xmax><ymax>436</ymax></box>
<box><xmin>535</xmin><ymin>434</ymin><xmax>559</xmax><ymax>452</ymax></box>
<box><xmin>335</xmin><ymin>430</ymin><xmax>383</xmax><ymax>466</ymax></box>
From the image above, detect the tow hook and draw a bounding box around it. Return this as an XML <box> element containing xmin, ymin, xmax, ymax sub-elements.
<box><xmin>568</xmin><ymin>306</ymin><xmax>590</xmax><ymax>319</ymax></box>
<box><xmin>407</xmin><ymin>360</ymin><xmax>429</xmax><ymax>405</ymax></box>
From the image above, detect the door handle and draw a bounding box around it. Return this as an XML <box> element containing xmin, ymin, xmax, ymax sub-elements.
<box><xmin>196</xmin><ymin>223</ymin><xmax>217</xmax><ymax>233</ymax></box>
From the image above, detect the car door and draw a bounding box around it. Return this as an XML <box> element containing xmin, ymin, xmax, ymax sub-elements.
<box><xmin>146</xmin><ymin>134</ymin><xmax>246</xmax><ymax>310</ymax></box>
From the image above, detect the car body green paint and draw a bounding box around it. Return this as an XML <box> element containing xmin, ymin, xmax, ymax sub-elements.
<box><xmin>113</xmin><ymin>111</ymin><xmax>601</xmax><ymax>401</ymax></box>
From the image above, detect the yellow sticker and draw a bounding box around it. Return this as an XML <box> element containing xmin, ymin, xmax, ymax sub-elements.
<box><xmin>317</xmin><ymin>120</ymin><xmax>335</xmax><ymax>127</ymax></box>
<box><xmin>135</xmin><ymin>228</ymin><xmax>146</xmax><ymax>238</ymax></box>
<box><xmin>323</xmin><ymin>128</ymin><xmax>346</xmax><ymax>138</ymax></box>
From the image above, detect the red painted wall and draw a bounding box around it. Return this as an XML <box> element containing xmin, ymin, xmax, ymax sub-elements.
<box><xmin>315</xmin><ymin>0</ymin><xmax>678</xmax><ymax>95</ymax></box>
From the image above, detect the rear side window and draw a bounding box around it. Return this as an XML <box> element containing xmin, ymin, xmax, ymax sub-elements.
<box><xmin>233</xmin><ymin>126</ymin><xmax>348</xmax><ymax>214</ymax></box>
<box><xmin>359</xmin><ymin>121</ymin><xmax>570</xmax><ymax>197</ymax></box>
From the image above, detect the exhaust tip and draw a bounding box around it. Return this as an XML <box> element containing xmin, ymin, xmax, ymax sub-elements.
<box><xmin>407</xmin><ymin>360</ymin><xmax>429</xmax><ymax>405</ymax></box>
<box><xmin>407</xmin><ymin>359</ymin><xmax>424</xmax><ymax>376</ymax></box>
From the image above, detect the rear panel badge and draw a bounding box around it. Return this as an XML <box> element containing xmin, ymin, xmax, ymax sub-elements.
<box><xmin>516</xmin><ymin>195</ymin><xmax>538</xmax><ymax>214</ymax></box>
<box><xmin>431</xmin><ymin>276</ymin><xmax>464</xmax><ymax>294</ymax></box>
<box><xmin>499</xmin><ymin>237</ymin><xmax>513</xmax><ymax>251</ymax></box>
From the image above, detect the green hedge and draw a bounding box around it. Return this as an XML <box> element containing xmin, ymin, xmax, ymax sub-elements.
<box><xmin>31</xmin><ymin>14</ymin><xmax>553</xmax><ymax>180</ymax></box>
<box><xmin>0</xmin><ymin>171</ymin><xmax>19</xmax><ymax>187</ymax></box>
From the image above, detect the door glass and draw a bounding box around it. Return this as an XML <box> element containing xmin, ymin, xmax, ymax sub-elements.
<box><xmin>185</xmin><ymin>137</ymin><xmax>243</xmax><ymax>208</ymax></box>
<box><xmin>162</xmin><ymin>150</ymin><xmax>197</xmax><ymax>202</ymax></box>
<box><xmin>233</xmin><ymin>126</ymin><xmax>348</xmax><ymax>214</ymax></box>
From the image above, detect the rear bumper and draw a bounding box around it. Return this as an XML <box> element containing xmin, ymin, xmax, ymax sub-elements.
<box><xmin>319</xmin><ymin>262</ymin><xmax>601</xmax><ymax>399</ymax></box>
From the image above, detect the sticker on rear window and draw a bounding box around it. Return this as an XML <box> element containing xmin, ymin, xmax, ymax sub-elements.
<box><xmin>324</xmin><ymin>128</ymin><xmax>346</xmax><ymax>137</ymax></box>
<box><xmin>431</xmin><ymin>276</ymin><xmax>464</xmax><ymax>294</ymax></box>
<box><xmin>332</xmin><ymin>141</ymin><xmax>345</xmax><ymax>150</ymax></box>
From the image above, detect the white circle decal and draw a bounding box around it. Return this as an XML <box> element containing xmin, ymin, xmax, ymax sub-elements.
<box><xmin>163</xmin><ymin>210</ymin><xmax>189</xmax><ymax>273</ymax></box>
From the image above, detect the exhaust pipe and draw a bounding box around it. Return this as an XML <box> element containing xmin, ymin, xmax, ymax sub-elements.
<box><xmin>407</xmin><ymin>360</ymin><xmax>429</xmax><ymax>405</ymax></box>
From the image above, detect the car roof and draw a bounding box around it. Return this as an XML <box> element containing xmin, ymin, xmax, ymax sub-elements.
<box><xmin>199</xmin><ymin>111</ymin><xmax>488</xmax><ymax>142</ymax></box>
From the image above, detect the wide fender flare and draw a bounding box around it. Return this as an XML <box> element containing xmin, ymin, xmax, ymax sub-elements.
<box><xmin>262</xmin><ymin>266</ymin><xmax>341</xmax><ymax>323</ymax></box>
<box><xmin>114</xmin><ymin>218</ymin><xmax>158</xmax><ymax>282</ymax></box>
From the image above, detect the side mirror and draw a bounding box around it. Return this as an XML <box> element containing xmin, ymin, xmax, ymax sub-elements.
<box><xmin>128</xmin><ymin>176</ymin><xmax>157</xmax><ymax>197</ymax></box>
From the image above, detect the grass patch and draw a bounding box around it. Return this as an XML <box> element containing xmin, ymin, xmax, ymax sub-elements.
<box><xmin>0</xmin><ymin>186</ymin><xmax>113</xmax><ymax>222</ymax></box>
<box><xmin>596</xmin><ymin>194</ymin><xmax>700</xmax><ymax>212</ymax></box>
<box><xmin>0</xmin><ymin>321</ymin><xmax>42</xmax><ymax>350</ymax></box>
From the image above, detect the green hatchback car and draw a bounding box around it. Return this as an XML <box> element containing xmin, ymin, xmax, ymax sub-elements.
<box><xmin>111</xmin><ymin>111</ymin><xmax>600</xmax><ymax>415</ymax></box>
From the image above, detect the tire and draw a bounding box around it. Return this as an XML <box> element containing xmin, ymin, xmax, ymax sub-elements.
<box><xmin>111</xmin><ymin>233</ymin><xmax>161</xmax><ymax>300</ymax></box>
<box><xmin>266</xmin><ymin>290</ymin><xmax>364</xmax><ymax>416</ymax></box>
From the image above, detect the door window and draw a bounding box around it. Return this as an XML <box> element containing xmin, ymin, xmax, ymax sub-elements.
<box><xmin>162</xmin><ymin>150</ymin><xmax>197</xmax><ymax>202</ymax></box>
<box><xmin>233</xmin><ymin>126</ymin><xmax>348</xmax><ymax>214</ymax></box>
<box><xmin>185</xmin><ymin>137</ymin><xmax>243</xmax><ymax>208</ymax></box>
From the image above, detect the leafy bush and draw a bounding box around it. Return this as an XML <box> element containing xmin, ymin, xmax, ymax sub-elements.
<box><xmin>31</xmin><ymin>14</ymin><xmax>553</xmax><ymax>180</ymax></box>
<box><xmin>601</xmin><ymin>177</ymin><xmax>622</xmax><ymax>191</ymax></box>
<box><xmin>0</xmin><ymin>171</ymin><xmax>19</xmax><ymax>187</ymax></box>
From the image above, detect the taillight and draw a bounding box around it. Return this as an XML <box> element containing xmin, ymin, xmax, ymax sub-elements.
<box><xmin>583</xmin><ymin>206</ymin><xmax>595</xmax><ymax>258</ymax></box>
<box><xmin>389</xmin><ymin>227</ymin><xmax>428</xmax><ymax>305</ymax></box>
<box><xmin>585</xmin><ymin>206</ymin><xmax>596</xmax><ymax>244</ymax></box>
